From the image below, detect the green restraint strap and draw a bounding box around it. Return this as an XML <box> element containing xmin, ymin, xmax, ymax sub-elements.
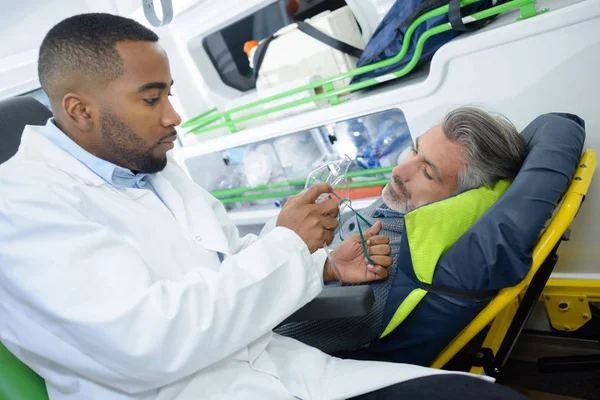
<box><xmin>380</xmin><ymin>180</ymin><xmax>510</xmax><ymax>338</ymax></box>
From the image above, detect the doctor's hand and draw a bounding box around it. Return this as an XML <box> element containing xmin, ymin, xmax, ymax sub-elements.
<box><xmin>324</xmin><ymin>221</ymin><xmax>391</xmax><ymax>283</ymax></box>
<box><xmin>276</xmin><ymin>183</ymin><xmax>340</xmax><ymax>253</ymax></box>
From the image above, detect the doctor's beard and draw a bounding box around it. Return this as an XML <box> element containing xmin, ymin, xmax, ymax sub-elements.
<box><xmin>100</xmin><ymin>107</ymin><xmax>169</xmax><ymax>174</ymax></box>
<box><xmin>382</xmin><ymin>177</ymin><xmax>415</xmax><ymax>214</ymax></box>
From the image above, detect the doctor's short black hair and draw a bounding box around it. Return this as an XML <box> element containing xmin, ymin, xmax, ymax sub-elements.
<box><xmin>38</xmin><ymin>13</ymin><xmax>158</xmax><ymax>101</ymax></box>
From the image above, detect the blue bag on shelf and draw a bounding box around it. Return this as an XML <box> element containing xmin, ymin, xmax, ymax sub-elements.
<box><xmin>351</xmin><ymin>0</ymin><xmax>503</xmax><ymax>84</ymax></box>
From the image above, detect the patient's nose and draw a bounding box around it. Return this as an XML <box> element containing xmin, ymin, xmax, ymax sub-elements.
<box><xmin>393</xmin><ymin>158</ymin><xmax>417</xmax><ymax>183</ymax></box>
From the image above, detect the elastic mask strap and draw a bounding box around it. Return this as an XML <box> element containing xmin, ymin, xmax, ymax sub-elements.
<box><xmin>355</xmin><ymin>216</ymin><xmax>376</xmax><ymax>266</ymax></box>
<box><xmin>331</xmin><ymin>193</ymin><xmax>376</xmax><ymax>266</ymax></box>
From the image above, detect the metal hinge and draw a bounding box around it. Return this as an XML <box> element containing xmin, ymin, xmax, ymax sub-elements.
<box><xmin>472</xmin><ymin>347</ymin><xmax>500</xmax><ymax>375</ymax></box>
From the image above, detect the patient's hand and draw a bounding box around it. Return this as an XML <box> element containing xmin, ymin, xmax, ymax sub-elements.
<box><xmin>324</xmin><ymin>221</ymin><xmax>392</xmax><ymax>283</ymax></box>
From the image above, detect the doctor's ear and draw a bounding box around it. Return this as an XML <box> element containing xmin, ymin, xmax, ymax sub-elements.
<box><xmin>62</xmin><ymin>93</ymin><xmax>95</xmax><ymax>131</ymax></box>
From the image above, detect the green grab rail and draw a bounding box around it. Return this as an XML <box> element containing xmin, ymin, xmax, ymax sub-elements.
<box><xmin>181</xmin><ymin>107</ymin><xmax>218</xmax><ymax>128</ymax></box>
<box><xmin>210</xmin><ymin>165</ymin><xmax>395</xmax><ymax>198</ymax></box>
<box><xmin>183</xmin><ymin>0</ymin><xmax>546</xmax><ymax>135</ymax></box>
<box><xmin>219</xmin><ymin>178</ymin><xmax>389</xmax><ymax>204</ymax></box>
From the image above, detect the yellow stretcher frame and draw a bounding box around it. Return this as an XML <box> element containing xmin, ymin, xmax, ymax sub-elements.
<box><xmin>430</xmin><ymin>149</ymin><xmax>597</xmax><ymax>373</ymax></box>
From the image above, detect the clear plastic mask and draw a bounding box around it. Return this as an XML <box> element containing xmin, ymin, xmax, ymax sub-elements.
<box><xmin>305</xmin><ymin>155</ymin><xmax>352</xmax><ymax>211</ymax></box>
<box><xmin>304</xmin><ymin>155</ymin><xmax>374</xmax><ymax>286</ymax></box>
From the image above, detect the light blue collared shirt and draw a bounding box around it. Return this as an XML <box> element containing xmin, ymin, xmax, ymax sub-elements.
<box><xmin>41</xmin><ymin>119</ymin><xmax>158</xmax><ymax>195</ymax></box>
<box><xmin>373</xmin><ymin>207</ymin><xmax>405</xmax><ymax>219</ymax></box>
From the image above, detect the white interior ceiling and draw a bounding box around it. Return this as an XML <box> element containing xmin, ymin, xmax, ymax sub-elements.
<box><xmin>0</xmin><ymin>0</ymin><xmax>142</xmax><ymax>59</ymax></box>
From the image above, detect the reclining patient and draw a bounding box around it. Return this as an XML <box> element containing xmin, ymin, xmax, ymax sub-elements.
<box><xmin>276</xmin><ymin>106</ymin><xmax>527</xmax><ymax>366</ymax></box>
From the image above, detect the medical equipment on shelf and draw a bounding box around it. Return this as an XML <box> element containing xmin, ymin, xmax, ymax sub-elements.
<box><xmin>242</xmin><ymin>143</ymin><xmax>281</xmax><ymax>187</ymax></box>
<box><xmin>273</xmin><ymin>131</ymin><xmax>324</xmax><ymax>180</ymax></box>
<box><xmin>253</xmin><ymin>6</ymin><xmax>364</xmax><ymax>114</ymax></box>
<box><xmin>356</xmin><ymin>118</ymin><xmax>411</xmax><ymax>169</ymax></box>
<box><xmin>345</xmin><ymin>0</ymin><xmax>396</xmax><ymax>42</ymax></box>
<box><xmin>305</xmin><ymin>155</ymin><xmax>376</xmax><ymax>285</ymax></box>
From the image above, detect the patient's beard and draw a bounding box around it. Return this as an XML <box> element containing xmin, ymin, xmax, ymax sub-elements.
<box><xmin>382</xmin><ymin>179</ymin><xmax>415</xmax><ymax>214</ymax></box>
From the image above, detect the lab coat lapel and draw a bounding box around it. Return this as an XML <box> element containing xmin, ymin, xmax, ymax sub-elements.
<box><xmin>151</xmin><ymin>166</ymin><xmax>230</xmax><ymax>257</ymax></box>
<box><xmin>148</xmin><ymin>172</ymin><xmax>189</xmax><ymax>225</ymax></box>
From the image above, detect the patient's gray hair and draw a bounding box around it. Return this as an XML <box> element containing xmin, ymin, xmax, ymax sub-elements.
<box><xmin>442</xmin><ymin>106</ymin><xmax>527</xmax><ymax>192</ymax></box>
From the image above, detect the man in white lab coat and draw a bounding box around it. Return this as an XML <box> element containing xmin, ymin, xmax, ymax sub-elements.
<box><xmin>0</xmin><ymin>13</ymin><xmax>526</xmax><ymax>400</ymax></box>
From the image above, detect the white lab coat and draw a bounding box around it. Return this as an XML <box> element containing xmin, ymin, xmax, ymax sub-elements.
<box><xmin>0</xmin><ymin>126</ymin><xmax>476</xmax><ymax>400</ymax></box>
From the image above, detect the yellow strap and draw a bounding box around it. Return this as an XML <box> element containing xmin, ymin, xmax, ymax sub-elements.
<box><xmin>381</xmin><ymin>288</ymin><xmax>427</xmax><ymax>338</ymax></box>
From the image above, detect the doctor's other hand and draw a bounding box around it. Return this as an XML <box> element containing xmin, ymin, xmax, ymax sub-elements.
<box><xmin>276</xmin><ymin>183</ymin><xmax>340</xmax><ymax>253</ymax></box>
<box><xmin>324</xmin><ymin>221</ymin><xmax>391</xmax><ymax>283</ymax></box>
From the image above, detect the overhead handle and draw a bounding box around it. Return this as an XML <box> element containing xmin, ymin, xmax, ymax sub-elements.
<box><xmin>143</xmin><ymin>0</ymin><xmax>173</xmax><ymax>27</ymax></box>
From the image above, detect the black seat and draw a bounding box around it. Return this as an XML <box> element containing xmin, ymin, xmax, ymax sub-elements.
<box><xmin>0</xmin><ymin>97</ymin><xmax>52</xmax><ymax>165</ymax></box>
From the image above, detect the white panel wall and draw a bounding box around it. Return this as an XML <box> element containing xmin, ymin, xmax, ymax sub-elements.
<box><xmin>0</xmin><ymin>0</ymin><xmax>116</xmax><ymax>100</ymax></box>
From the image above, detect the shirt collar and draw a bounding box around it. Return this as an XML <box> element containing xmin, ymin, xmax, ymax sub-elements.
<box><xmin>373</xmin><ymin>208</ymin><xmax>405</xmax><ymax>218</ymax></box>
<box><xmin>40</xmin><ymin>118</ymin><xmax>151</xmax><ymax>189</ymax></box>
<box><xmin>372</xmin><ymin>202</ymin><xmax>405</xmax><ymax>218</ymax></box>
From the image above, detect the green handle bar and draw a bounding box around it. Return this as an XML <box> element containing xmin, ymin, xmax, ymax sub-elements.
<box><xmin>219</xmin><ymin>178</ymin><xmax>389</xmax><ymax>204</ymax></box>
<box><xmin>211</xmin><ymin>165</ymin><xmax>394</xmax><ymax>198</ymax></box>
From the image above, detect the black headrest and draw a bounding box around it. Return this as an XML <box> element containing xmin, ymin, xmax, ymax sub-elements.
<box><xmin>0</xmin><ymin>97</ymin><xmax>53</xmax><ymax>165</ymax></box>
<box><xmin>433</xmin><ymin>113</ymin><xmax>585</xmax><ymax>291</ymax></box>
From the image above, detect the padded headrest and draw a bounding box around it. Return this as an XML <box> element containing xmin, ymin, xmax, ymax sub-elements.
<box><xmin>0</xmin><ymin>97</ymin><xmax>52</xmax><ymax>165</ymax></box>
<box><xmin>433</xmin><ymin>113</ymin><xmax>585</xmax><ymax>291</ymax></box>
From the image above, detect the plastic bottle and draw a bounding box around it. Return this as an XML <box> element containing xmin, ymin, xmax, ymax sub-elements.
<box><xmin>244</xmin><ymin>40</ymin><xmax>259</xmax><ymax>70</ymax></box>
